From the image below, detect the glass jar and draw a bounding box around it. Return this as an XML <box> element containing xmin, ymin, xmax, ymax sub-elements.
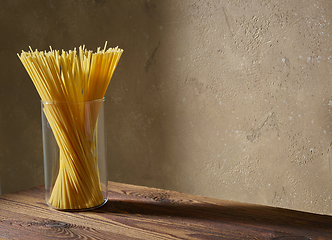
<box><xmin>41</xmin><ymin>99</ymin><xmax>108</xmax><ymax>210</ymax></box>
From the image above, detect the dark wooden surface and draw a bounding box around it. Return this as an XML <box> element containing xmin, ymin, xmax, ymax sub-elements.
<box><xmin>0</xmin><ymin>181</ymin><xmax>331</xmax><ymax>239</ymax></box>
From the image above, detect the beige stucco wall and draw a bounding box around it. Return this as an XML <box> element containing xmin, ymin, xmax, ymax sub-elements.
<box><xmin>0</xmin><ymin>0</ymin><xmax>331</xmax><ymax>215</ymax></box>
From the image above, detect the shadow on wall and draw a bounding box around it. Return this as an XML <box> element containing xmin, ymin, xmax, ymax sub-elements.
<box><xmin>106</xmin><ymin>1</ymin><xmax>179</xmax><ymax>191</ymax></box>
<box><xmin>0</xmin><ymin>0</ymin><xmax>183</xmax><ymax>195</ymax></box>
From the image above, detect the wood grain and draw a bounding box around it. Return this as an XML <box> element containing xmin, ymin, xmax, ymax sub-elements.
<box><xmin>0</xmin><ymin>181</ymin><xmax>331</xmax><ymax>239</ymax></box>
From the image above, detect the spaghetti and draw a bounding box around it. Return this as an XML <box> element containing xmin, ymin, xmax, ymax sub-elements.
<box><xmin>18</xmin><ymin>43</ymin><xmax>123</xmax><ymax>209</ymax></box>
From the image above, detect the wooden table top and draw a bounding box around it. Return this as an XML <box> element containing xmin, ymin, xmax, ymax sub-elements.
<box><xmin>0</xmin><ymin>181</ymin><xmax>331</xmax><ymax>239</ymax></box>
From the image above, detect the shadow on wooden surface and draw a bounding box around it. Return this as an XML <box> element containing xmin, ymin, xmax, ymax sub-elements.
<box><xmin>97</xmin><ymin>198</ymin><xmax>332</xmax><ymax>231</ymax></box>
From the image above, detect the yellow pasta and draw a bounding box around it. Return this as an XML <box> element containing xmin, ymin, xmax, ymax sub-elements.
<box><xmin>18</xmin><ymin>43</ymin><xmax>123</xmax><ymax>209</ymax></box>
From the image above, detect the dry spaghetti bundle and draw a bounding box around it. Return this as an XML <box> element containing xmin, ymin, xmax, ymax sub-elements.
<box><xmin>18</xmin><ymin>43</ymin><xmax>123</xmax><ymax>210</ymax></box>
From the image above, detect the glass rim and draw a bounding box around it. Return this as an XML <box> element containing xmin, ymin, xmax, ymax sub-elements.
<box><xmin>41</xmin><ymin>97</ymin><xmax>105</xmax><ymax>104</ymax></box>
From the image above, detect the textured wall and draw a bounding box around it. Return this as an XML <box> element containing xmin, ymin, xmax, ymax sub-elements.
<box><xmin>0</xmin><ymin>0</ymin><xmax>331</xmax><ymax>215</ymax></box>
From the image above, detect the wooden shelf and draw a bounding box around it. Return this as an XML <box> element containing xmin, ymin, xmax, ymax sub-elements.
<box><xmin>0</xmin><ymin>181</ymin><xmax>331</xmax><ymax>239</ymax></box>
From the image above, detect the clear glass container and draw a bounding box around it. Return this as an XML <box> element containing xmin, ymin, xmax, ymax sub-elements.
<box><xmin>41</xmin><ymin>99</ymin><xmax>108</xmax><ymax>211</ymax></box>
